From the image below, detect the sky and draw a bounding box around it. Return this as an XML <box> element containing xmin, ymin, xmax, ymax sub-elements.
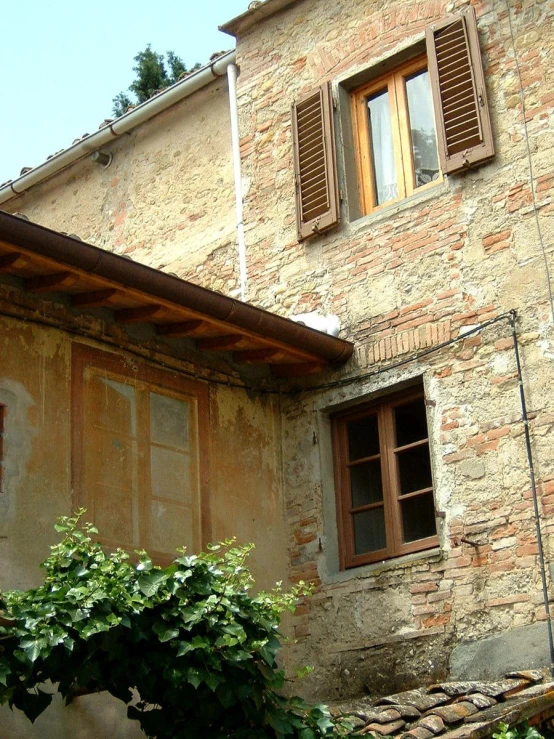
<box><xmin>0</xmin><ymin>0</ymin><xmax>249</xmax><ymax>184</ymax></box>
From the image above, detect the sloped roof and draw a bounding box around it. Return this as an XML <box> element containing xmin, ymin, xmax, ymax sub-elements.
<box><xmin>0</xmin><ymin>211</ymin><xmax>353</xmax><ymax>376</ymax></box>
<box><xmin>331</xmin><ymin>671</ymin><xmax>554</xmax><ymax>738</ymax></box>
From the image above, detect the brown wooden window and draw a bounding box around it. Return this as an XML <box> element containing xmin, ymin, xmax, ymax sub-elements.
<box><xmin>72</xmin><ymin>344</ymin><xmax>210</xmax><ymax>562</ymax></box>
<box><xmin>332</xmin><ymin>388</ymin><xmax>438</xmax><ymax>569</ymax></box>
<box><xmin>352</xmin><ymin>55</ymin><xmax>442</xmax><ymax>215</ymax></box>
<box><xmin>293</xmin><ymin>7</ymin><xmax>495</xmax><ymax>222</ymax></box>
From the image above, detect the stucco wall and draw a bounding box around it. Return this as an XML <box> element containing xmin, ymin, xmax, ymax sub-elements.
<box><xmin>0</xmin><ymin>284</ymin><xmax>286</xmax><ymax>736</ymax></box>
<box><xmin>4</xmin><ymin>78</ymin><xmax>238</xmax><ymax>294</ymax></box>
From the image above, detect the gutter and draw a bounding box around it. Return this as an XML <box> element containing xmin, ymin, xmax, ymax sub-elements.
<box><xmin>0</xmin><ymin>50</ymin><xmax>236</xmax><ymax>206</ymax></box>
<box><xmin>0</xmin><ymin>211</ymin><xmax>353</xmax><ymax>365</ymax></box>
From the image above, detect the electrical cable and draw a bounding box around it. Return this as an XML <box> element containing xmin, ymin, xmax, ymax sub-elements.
<box><xmin>504</xmin><ymin>0</ymin><xmax>554</xmax><ymax>323</ymax></box>
<box><xmin>0</xmin><ymin>303</ymin><xmax>514</xmax><ymax>395</ymax></box>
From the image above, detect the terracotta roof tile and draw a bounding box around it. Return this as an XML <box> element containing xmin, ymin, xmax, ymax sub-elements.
<box><xmin>464</xmin><ymin>694</ymin><xmax>498</xmax><ymax>710</ymax></box>
<box><xmin>399</xmin><ymin>729</ymin><xmax>435</xmax><ymax>739</ymax></box>
<box><xmin>377</xmin><ymin>689</ymin><xmax>451</xmax><ymax>711</ymax></box>
<box><xmin>365</xmin><ymin>719</ymin><xmax>406</xmax><ymax>734</ymax></box>
<box><xmin>416</xmin><ymin>714</ymin><xmax>446</xmax><ymax>734</ymax></box>
<box><xmin>334</xmin><ymin>670</ymin><xmax>554</xmax><ymax>738</ymax></box>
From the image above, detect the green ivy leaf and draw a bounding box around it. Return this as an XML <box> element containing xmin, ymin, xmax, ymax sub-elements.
<box><xmin>153</xmin><ymin>622</ymin><xmax>179</xmax><ymax>643</ymax></box>
<box><xmin>137</xmin><ymin>571</ymin><xmax>167</xmax><ymax>597</ymax></box>
<box><xmin>20</xmin><ymin>639</ymin><xmax>43</xmax><ymax>663</ymax></box>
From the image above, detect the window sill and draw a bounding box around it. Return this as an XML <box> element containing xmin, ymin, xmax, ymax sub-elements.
<box><xmin>347</xmin><ymin>179</ymin><xmax>450</xmax><ymax>234</ymax></box>
<box><xmin>323</xmin><ymin>546</ymin><xmax>442</xmax><ymax>585</ymax></box>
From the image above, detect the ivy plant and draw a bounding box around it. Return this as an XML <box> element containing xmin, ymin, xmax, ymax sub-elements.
<box><xmin>0</xmin><ymin>512</ymin><xmax>350</xmax><ymax>738</ymax></box>
<box><xmin>493</xmin><ymin>723</ymin><xmax>545</xmax><ymax>739</ymax></box>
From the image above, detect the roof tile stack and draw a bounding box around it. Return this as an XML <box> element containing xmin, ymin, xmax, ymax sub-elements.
<box><xmin>330</xmin><ymin>671</ymin><xmax>554</xmax><ymax>738</ymax></box>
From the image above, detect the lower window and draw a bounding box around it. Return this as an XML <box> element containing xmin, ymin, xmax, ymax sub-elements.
<box><xmin>332</xmin><ymin>386</ymin><xmax>438</xmax><ymax>568</ymax></box>
<box><xmin>72</xmin><ymin>344</ymin><xmax>209</xmax><ymax>561</ymax></box>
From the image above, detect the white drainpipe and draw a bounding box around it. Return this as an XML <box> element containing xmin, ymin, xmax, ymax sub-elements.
<box><xmin>0</xmin><ymin>51</ymin><xmax>237</xmax><ymax>205</ymax></box>
<box><xmin>227</xmin><ymin>63</ymin><xmax>247</xmax><ymax>302</ymax></box>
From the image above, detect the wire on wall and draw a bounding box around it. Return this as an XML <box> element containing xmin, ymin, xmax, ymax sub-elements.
<box><xmin>504</xmin><ymin>0</ymin><xmax>554</xmax><ymax>323</ymax></box>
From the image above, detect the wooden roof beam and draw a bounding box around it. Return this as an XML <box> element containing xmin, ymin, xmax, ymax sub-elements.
<box><xmin>197</xmin><ymin>334</ymin><xmax>245</xmax><ymax>351</ymax></box>
<box><xmin>71</xmin><ymin>289</ymin><xmax>121</xmax><ymax>308</ymax></box>
<box><xmin>115</xmin><ymin>304</ymin><xmax>165</xmax><ymax>324</ymax></box>
<box><xmin>0</xmin><ymin>252</ymin><xmax>29</xmax><ymax>272</ymax></box>
<box><xmin>26</xmin><ymin>271</ymin><xmax>78</xmax><ymax>292</ymax></box>
<box><xmin>156</xmin><ymin>320</ymin><xmax>205</xmax><ymax>338</ymax></box>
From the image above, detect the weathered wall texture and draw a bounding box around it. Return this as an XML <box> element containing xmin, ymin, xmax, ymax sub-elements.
<box><xmin>4</xmin><ymin>78</ymin><xmax>238</xmax><ymax>295</ymax></box>
<box><xmin>226</xmin><ymin>0</ymin><xmax>554</xmax><ymax>700</ymax></box>
<box><xmin>0</xmin><ymin>283</ymin><xmax>286</xmax><ymax>736</ymax></box>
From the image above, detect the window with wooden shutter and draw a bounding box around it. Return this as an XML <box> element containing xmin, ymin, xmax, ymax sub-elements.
<box><xmin>292</xmin><ymin>83</ymin><xmax>340</xmax><ymax>241</ymax></box>
<box><xmin>426</xmin><ymin>6</ymin><xmax>494</xmax><ymax>174</ymax></box>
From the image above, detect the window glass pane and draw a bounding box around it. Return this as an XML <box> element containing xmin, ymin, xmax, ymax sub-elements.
<box><xmin>401</xmin><ymin>491</ymin><xmax>437</xmax><ymax>543</ymax></box>
<box><xmin>367</xmin><ymin>89</ymin><xmax>398</xmax><ymax>205</ymax></box>
<box><xmin>347</xmin><ymin>414</ymin><xmax>379</xmax><ymax>460</ymax></box>
<box><xmin>397</xmin><ymin>444</ymin><xmax>432</xmax><ymax>495</ymax></box>
<box><xmin>395</xmin><ymin>397</ymin><xmax>428</xmax><ymax>447</ymax></box>
<box><xmin>150</xmin><ymin>393</ymin><xmax>190</xmax><ymax>449</ymax></box>
<box><xmin>350</xmin><ymin>460</ymin><xmax>383</xmax><ymax>507</ymax></box>
<box><xmin>150</xmin><ymin>447</ymin><xmax>191</xmax><ymax>502</ymax></box>
<box><xmin>151</xmin><ymin>500</ymin><xmax>193</xmax><ymax>554</ymax></box>
<box><xmin>405</xmin><ymin>70</ymin><xmax>440</xmax><ymax>189</ymax></box>
<box><xmin>353</xmin><ymin>508</ymin><xmax>386</xmax><ymax>554</ymax></box>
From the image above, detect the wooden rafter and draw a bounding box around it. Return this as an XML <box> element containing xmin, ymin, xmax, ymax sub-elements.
<box><xmin>26</xmin><ymin>271</ymin><xmax>79</xmax><ymax>293</ymax></box>
<box><xmin>115</xmin><ymin>305</ymin><xmax>165</xmax><ymax>324</ymax></box>
<box><xmin>71</xmin><ymin>289</ymin><xmax>121</xmax><ymax>308</ymax></box>
<box><xmin>156</xmin><ymin>320</ymin><xmax>205</xmax><ymax>337</ymax></box>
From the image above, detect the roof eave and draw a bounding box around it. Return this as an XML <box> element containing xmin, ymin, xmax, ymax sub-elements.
<box><xmin>0</xmin><ymin>210</ymin><xmax>354</xmax><ymax>371</ymax></box>
<box><xmin>220</xmin><ymin>0</ymin><xmax>301</xmax><ymax>38</ymax></box>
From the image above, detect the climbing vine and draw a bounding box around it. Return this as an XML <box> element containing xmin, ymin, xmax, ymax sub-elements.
<box><xmin>0</xmin><ymin>512</ymin><xmax>350</xmax><ymax>737</ymax></box>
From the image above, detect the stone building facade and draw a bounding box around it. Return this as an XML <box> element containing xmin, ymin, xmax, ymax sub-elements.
<box><xmin>2</xmin><ymin>0</ymin><xmax>554</xmax><ymax>710</ymax></box>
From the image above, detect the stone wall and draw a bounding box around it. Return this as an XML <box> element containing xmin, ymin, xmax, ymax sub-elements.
<box><xmin>229</xmin><ymin>0</ymin><xmax>554</xmax><ymax>699</ymax></box>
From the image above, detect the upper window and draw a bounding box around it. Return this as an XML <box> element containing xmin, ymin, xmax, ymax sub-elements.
<box><xmin>351</xmin><ymin>56</ymin><xmax>441</xmax><ymax>214</ymax></box>
<box><xmin>292</xmin><ymin>6</ymin><xmax>494</xmax><ymax>239</ymax></box>
<box><xmin>72</xmin><ymin>344</ymin><xmax>209</xmax><ymax>562</ymax></box>
<box><xmin>331</xmin><ymin>387</ymin><xmax>438</xmax><ymax>569</ymax></box>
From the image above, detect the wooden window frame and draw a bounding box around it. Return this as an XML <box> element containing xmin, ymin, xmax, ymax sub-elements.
<box><xmin>71</xmin><ymin>344</ymin><xmax>210</xmax><ymax>562</ymax></box>
<box><xmin>351</xmin><ymin>55</ymin><xmax>442</xmax><ymax>216</ymax></box>
<box><xmin>332</xmin><ymin>387</ymin><xmax>438</xmax><ymax>570</ymax></box>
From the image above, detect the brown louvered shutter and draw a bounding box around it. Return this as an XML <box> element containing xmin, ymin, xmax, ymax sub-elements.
<box><xmin>292</xmin><ymin>83</ymin><xmax>339</xmax><ymax>241</ymax></box>
<box><xmin>426</xmin><ymin>6</ymin><xmax>494</xmax><ymax>175</ymax></box>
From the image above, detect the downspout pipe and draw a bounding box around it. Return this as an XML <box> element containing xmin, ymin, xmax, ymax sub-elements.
<box><xmin>0</xmin><ymin>50</ymin><xmax>237</xmax><ymax>206</ymax></box>
<box><xmin>227</xmin><ymin>62</ymin><xmax>247</xmax><ymax>302</ymax></box>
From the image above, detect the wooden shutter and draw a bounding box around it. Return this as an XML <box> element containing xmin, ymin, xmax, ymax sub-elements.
<box><xmin>426</xmin><ymin>6</ymin><xmax>494</xmax><ymax>175</ymax></box>
<box><xmin>292</xmin><ymin>83</ymin><xmax>340</xmax><ymax>241</ymax></box>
